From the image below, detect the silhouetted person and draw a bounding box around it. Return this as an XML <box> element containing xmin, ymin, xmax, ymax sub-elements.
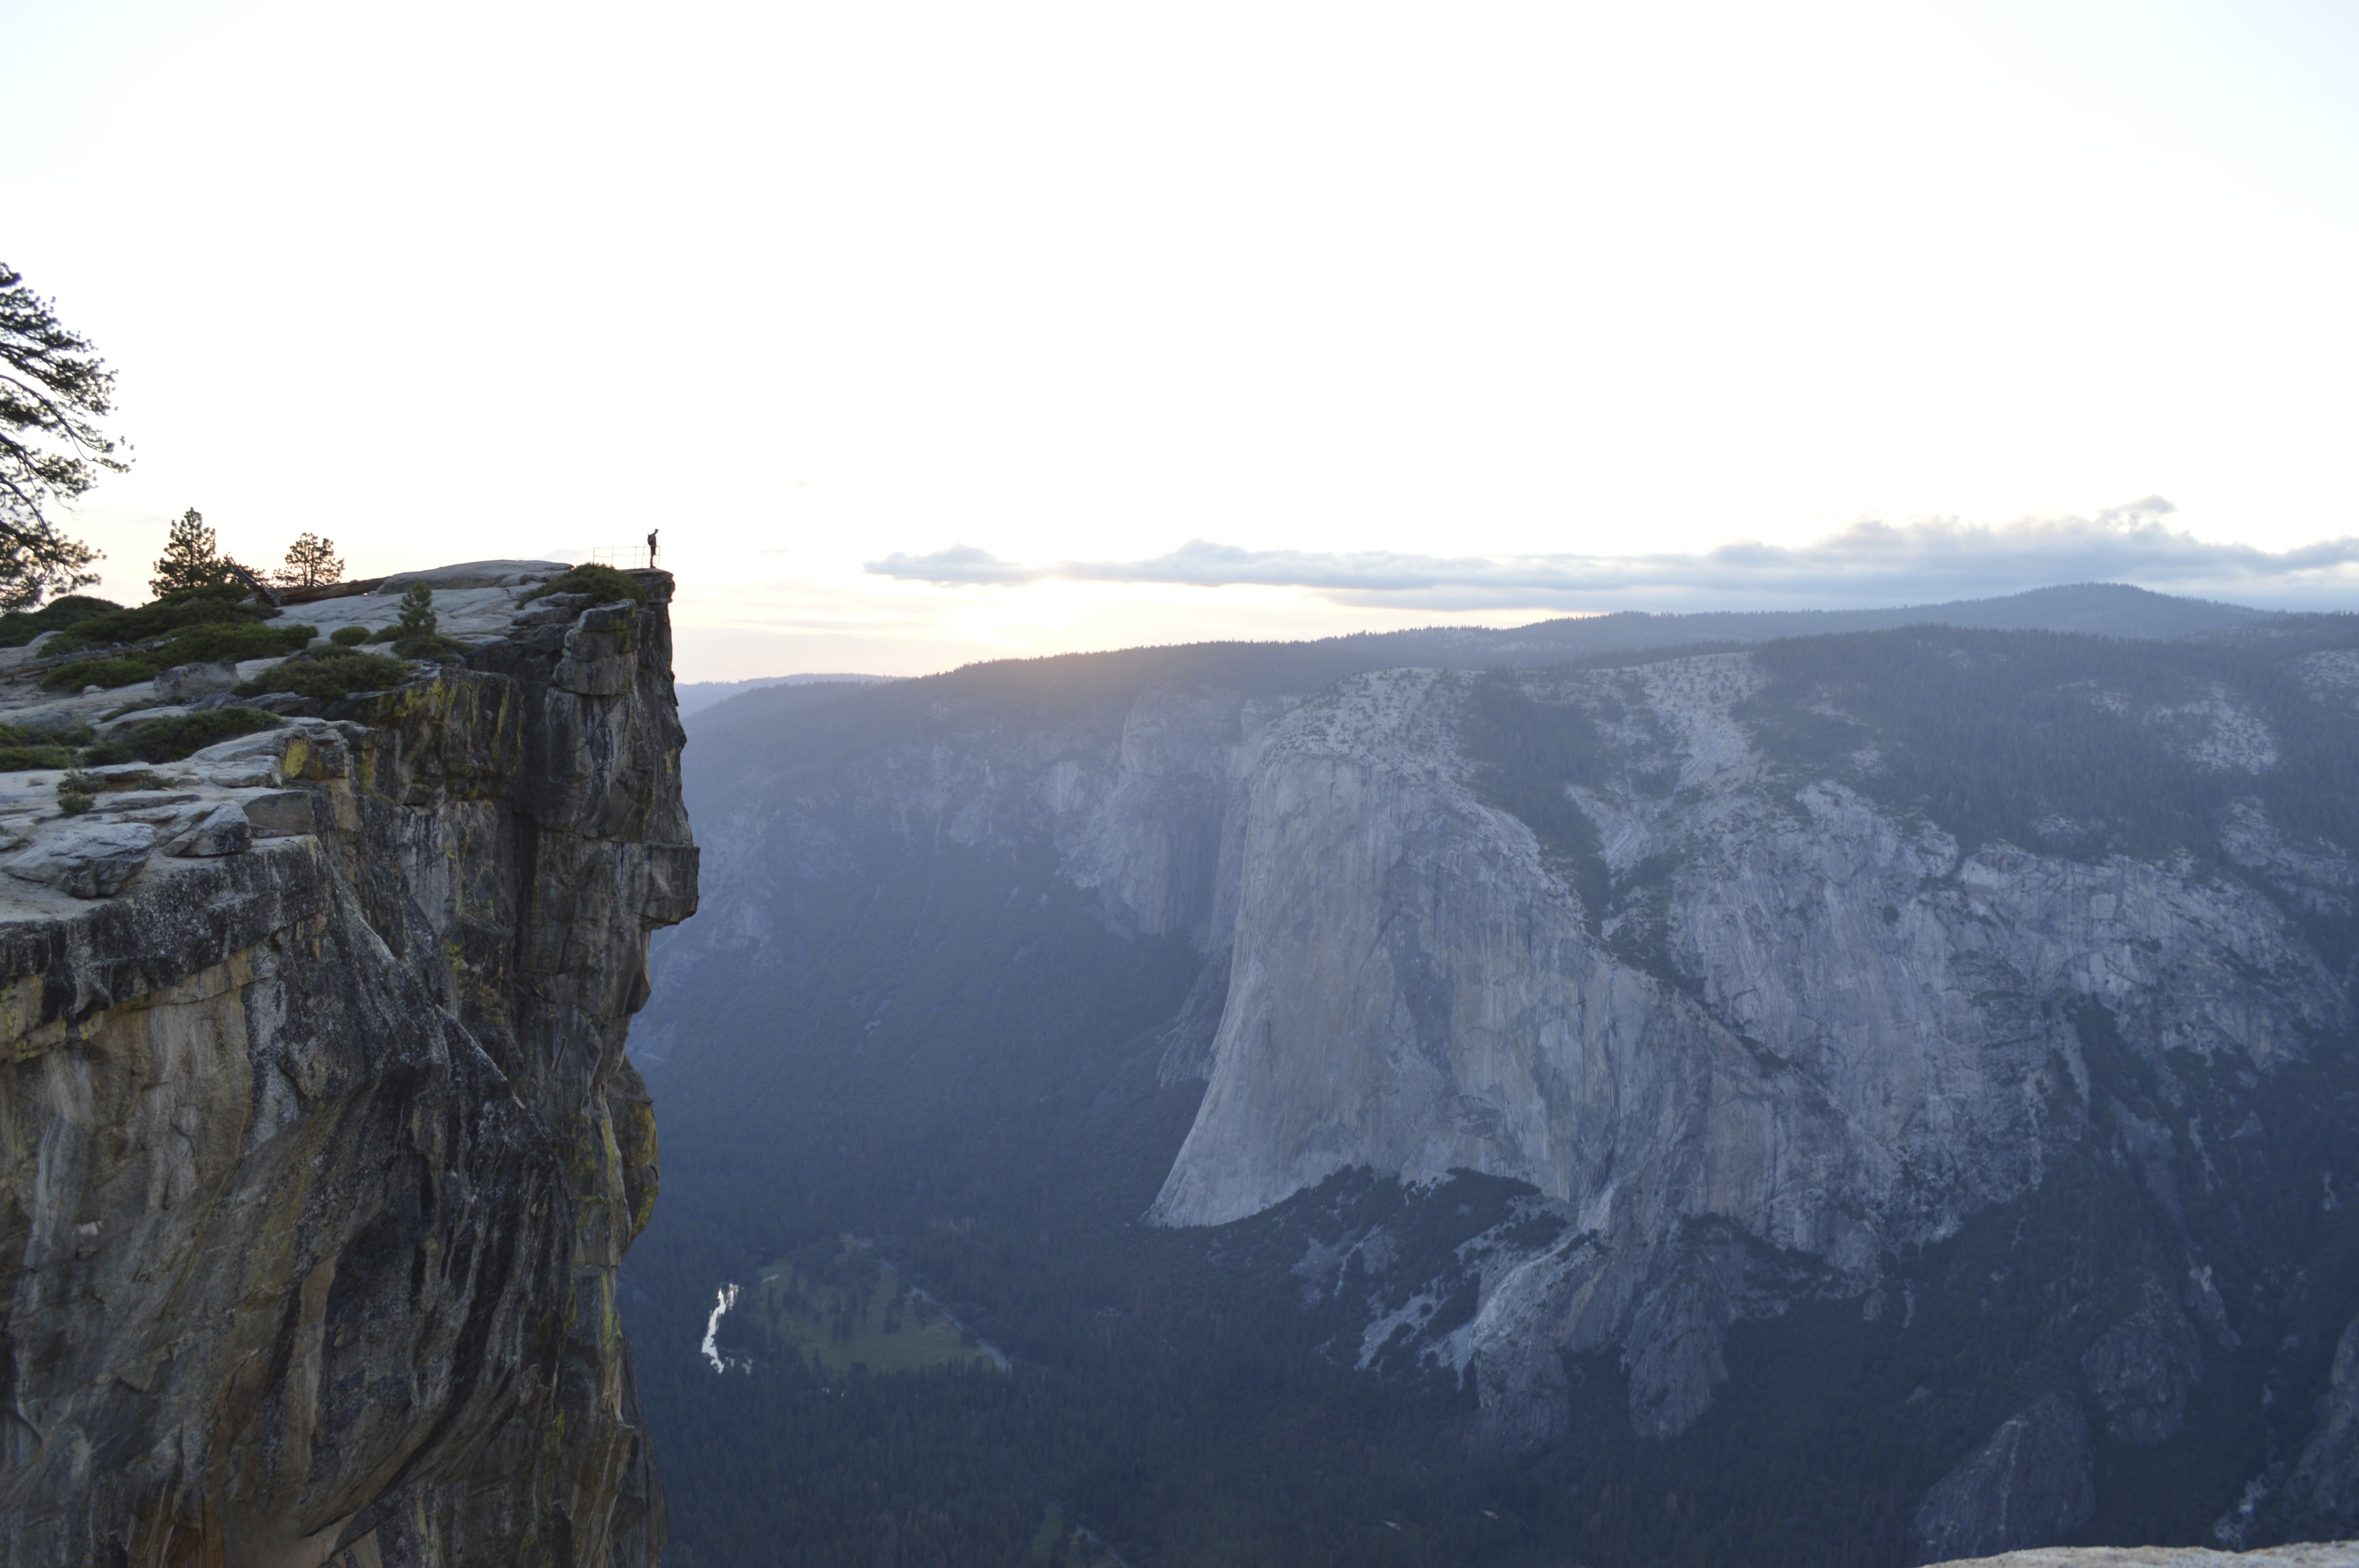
<box><xmin>646</xmin><ymin>528</ymin><xmax>659</xmax><ymax>566</ymax></box>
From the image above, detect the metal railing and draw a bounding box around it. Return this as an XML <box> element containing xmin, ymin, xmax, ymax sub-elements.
<box><xmin>592</xmin><ymin>546</ymin><xmax>656</xmax><ymax>570</ymax></box>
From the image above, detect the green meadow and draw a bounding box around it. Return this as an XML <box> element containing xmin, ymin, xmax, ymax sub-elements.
<box><xmin>1025</xmin><ymin>1504</ymin><xmax>1132</xmax><ymax>1568</ymax></box>
<box><xmin>746</xmin><ymin>1242</ymin><xmax>998</xmax><ymax>1376</ymax></box>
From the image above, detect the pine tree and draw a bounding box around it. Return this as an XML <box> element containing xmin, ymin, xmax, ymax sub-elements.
<box><xmin>151</xmin><ymin>508</ymin><xmax>231</xmax><ymax>597</ymax></box>
<box><xmin>275</xmin><ymin>532</ymin><xmax>344</xmax><ymax>589</ymax></box>
<box><xmin>0</xmin><ymin>264</ymin><xmax>118</xmax><ymax>608</ymax></box>
<box><xmin>392</xmin><ymin>581</ymin><xmax>436</xmax><ymax>640</ymax></box>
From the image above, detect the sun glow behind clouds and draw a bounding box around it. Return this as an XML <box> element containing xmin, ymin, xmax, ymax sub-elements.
<box><xmin>6</xmin><ymin>1</ymin><xmax>2358</xmax><ymax>677</ymax></box>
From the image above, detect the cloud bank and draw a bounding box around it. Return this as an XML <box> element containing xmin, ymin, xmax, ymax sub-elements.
<box><xmin>866</xmin><ymin>500</ymin><xmax>2359</xmax><ymax>612</ymax></box>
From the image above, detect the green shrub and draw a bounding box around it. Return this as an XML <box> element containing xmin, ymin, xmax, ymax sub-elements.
<box><xmin>0</xmin><ymin>744</ymin><xmax>77</xmax><ymax>771</ymax></box>
<box><xmin>56</xmin><ymin>771</ymin><xmax>99</xmax><ymax>815</ymax></box>
<box><xmin>42</xmin><ymin>584</ymin><xmax>272</xmax><ymax>656</ymax></box>
<box><xmin>363</xmin><ymin>625</ymin><xmax>398</xmax><ymax>643</ymax></box>
<box><xmin>0</xmin><ymin>720</ymin><xmax>81</xmax><ymax>748</ymax></box>
<box><xmin>42</xmin><ymin>655</ymin><xmax>157</xmax><ymax>691</ymax></box>
<box><xmin>0</xmin><ymin>719</ymin><xmax>90</xmax><ymax>750</ymax></box>
<box><xmin>391</xmin><ymin>634</ymin><xmax>468</xmax><ymax>662</ymax></box>
<box><xmin>330</xmin><ymin>625</ymin><xmax>372</xmax><ymax>646</ymax></box>
<box><xmin>234</xmin><ymin>651</ymin><xmax>410</xmax><ymax>703</ymax></box>
<box><xmin>42</xmin><ymin>619</ymin><xmax>317</xmax><ymax>690</ymax></box>
<box><xmin>518</xmin><ymin>563</ymin><xmax>644</xmax><ymax>606</ymax></box>
<box><xmin>160</xmin><ymin>620</ymin><xmax>317</xmax><ymax>664</ymax></box>
<box><xmin>0</xmin><ymin>595</ymin><xmax>124</xmax><ymax>648</ymax></box>
<box><xmin>81</xmin><ymin>707</ymin><xmax>283</xmax><ymax>766</ymax></box>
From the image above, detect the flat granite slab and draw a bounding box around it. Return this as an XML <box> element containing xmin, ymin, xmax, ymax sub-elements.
<box><xmin>0</xmin><ymin>563</ymin><xmax>585</xmax><ymax>908</ymax></box>
<box><xmin>0</xmin><ymin>719</ymin><xmax>357</xmax><ymax>919</ymax></box>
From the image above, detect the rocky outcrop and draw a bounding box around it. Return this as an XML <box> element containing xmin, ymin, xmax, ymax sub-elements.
<box><xmin>2082</xmin><ymin>1287</ymin><xmax>2205</xmax><ymax>1444</ymax></box>
<box><xmin>0</xmin><ymin>571</ymin><xmax>695</xmax><ymax>1566</ymax></box>
<box><xmin>1907</xmin><ymin>1395</ymin><xmax>2097</xmax><ymax>1564</ymax></box>
<box><xmin>2272</xmin><ymin>1318</ymin><xmax>2359</xmax><ymax>1538</ymax></box>
<box><xmin>154</xmin><ymin>659</ymin><xmax>240</xmax><ymax>704</ymax></box>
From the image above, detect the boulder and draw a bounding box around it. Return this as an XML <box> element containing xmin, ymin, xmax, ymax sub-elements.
<box><xmin>553</xmin><ymin>602</ymin><xmax>640</xmax><ymax>697</ymax></box>
<box><xmin>153</xmin><ymin>661</ymin><xmax>240</xmax><ymax>703</ymax></box>
<box><xmin>164</xmin><ymin>802</ymin><xmax>253</xmax><ymax>858</ymax></box>
<box><xmin>242</xmin><ymin>789</ymin><xmax>316</xmax><ymax>838</ymax></box>
<box><xmin>3</xmin><ymin>820</ymin><xmax>160</xmax><ymax>898</ymax></box>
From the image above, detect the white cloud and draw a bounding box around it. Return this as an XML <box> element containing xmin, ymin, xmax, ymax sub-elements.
<box><xmin>865</xmin><ymin>500</ymin><xmax>2359</xmax><ymax>612</ymax></box>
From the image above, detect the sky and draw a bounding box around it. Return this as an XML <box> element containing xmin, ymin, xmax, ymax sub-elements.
<box><xmin>6</xmin><ymin>0</ymin><xmax>2359</xmax><ymax>680</ymax></box>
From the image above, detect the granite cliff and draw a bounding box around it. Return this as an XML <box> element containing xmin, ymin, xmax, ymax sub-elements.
<box><xmin>1153</xmin><ymin>659</ymin><xmax>2339</xmax><ymax>1426</ymax></box>
<box><xmin>0</xmin><ymin>564</ymin><xmax>696</xmax><ymax>1567</ymax></box>
<box><xmin>647</xmin><ymin>609</ymin><xmax>2359</xmax><ymax>1560</ymax></box>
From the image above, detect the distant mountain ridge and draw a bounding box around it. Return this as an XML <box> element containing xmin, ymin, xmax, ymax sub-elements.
<box><xmin>676</xmin><ymin>671</ymin><xmax>892</xmax><ymax>719</ymax></box>
<box><xmin>687</xmin><ymin>586</ymin><xmax>2282</xmax><ymax>735</ymax></box>
<box><xmin>682</xmin><ymin>585</ymin><xmax>2292</xmax><ymax>764</ymax></box>
<box><xmin>1327</xmin><ymin>582</ymin><xmax>2278</xmax><ymax>666</ymax></box>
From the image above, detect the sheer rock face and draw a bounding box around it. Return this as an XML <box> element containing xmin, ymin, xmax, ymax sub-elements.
<box><xmin>2273</xmin><ymin>1318</ymin><xmax>2359</xmax><ymax>1538</ymax></box>
<box><xmin>1141</xmin><ymin>662</ymin><xmax>2336</xmax><ymax>1443</ymax></box>
<box><xmin>1157</xmin><ymin>662</ymin><xmax>2335</xmax><ymax>1229</ymax></box>
<box><xmin>0</xmin><ymin>575</ymin><xmax>695</xmax><ymax>1568</ymax></box>
<box><xmin>1906</xmin><ymin>1395</ymin><xmax>2097</xmax><ymax>1565</ymax></box>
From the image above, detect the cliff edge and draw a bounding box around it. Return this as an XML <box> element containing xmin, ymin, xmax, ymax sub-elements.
<box><xmin>0</xmin><ymin>565</ymin><xmax>697</xmax><ymax>1566</ymax></box>
<box><xmin>1926</xmin><ymin>1546</ymin><xmax>2359</xmax><ymax>1567</ymax></box>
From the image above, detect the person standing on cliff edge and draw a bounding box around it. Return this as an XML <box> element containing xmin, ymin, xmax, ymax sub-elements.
<box><xmin>646</xmin><ymin>528</ymin><xmax>659</xmax><ymax>566</ymax></box>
